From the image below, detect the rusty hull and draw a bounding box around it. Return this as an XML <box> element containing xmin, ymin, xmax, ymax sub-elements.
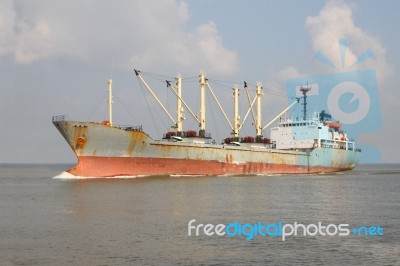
<box><xmin>53</xmin><ymin>120</ymin><xmax>359</xmax><ymax>177</ymax></box>
<box><xmin>67</xmin><ymin>156</ymin><xmax>350</xmax><ymax>177</ymax></box>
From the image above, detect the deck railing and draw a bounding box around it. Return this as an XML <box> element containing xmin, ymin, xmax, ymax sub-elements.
<box><xmin>52</xmin><ymin>115</ymin><xmax>69</xmax><ymax>122</ymax></box>
<box><xmin>117</xmin><ymin>125</ymin><xmax>143</xmax><ymax>131</ymax></box>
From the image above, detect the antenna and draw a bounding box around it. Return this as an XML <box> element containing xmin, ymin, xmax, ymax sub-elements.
<box><xmin>300</xmin><ymin>84</ymin><xmax>311</xmax><ymax>120</ymax></box>
<box><xmin>107</xmin><ymin>79</ymin><xmax>113</xmax><ymax>126</ymax></box>
<box><xmin>199</xmin><ymin>71</ymin><xmax>206</xmax><ymax>137</ymax></box>
<box><xmin>109</xmin><ymin>56</ymin><xmax>115</xmax><ymax>80</ymax></box>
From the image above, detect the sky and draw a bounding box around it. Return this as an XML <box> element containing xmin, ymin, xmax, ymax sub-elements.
<box><xmin>0</xmin><ymin>0</ymin><xmax>399</xmax><ymax>163</ymax></box>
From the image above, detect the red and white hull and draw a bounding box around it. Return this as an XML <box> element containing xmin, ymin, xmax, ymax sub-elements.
<box><xmin>53</xmin><ymin>118</ymin><xmax>359</xmax><ymax>177</ymax></box>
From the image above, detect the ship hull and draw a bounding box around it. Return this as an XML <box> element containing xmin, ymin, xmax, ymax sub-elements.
<box><xmin>53</xmin><ymin>119</ymin><xmax>359</xmax><ymax>177</ymax></box>
<box><xmin>68</xmin><ymin>156</ymin><xmax>352</xmax><ymax>177</ymax></box>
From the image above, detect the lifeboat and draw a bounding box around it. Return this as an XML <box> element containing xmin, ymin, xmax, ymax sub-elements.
<box><xmin>324</xmin><ymin>121</ymin><xmax>341</xmax><ymax>130</ymax></box>
<box><xmin>102</xmin><ymin>120</ymin><xmax>111</xmax><ymax>126</ymax></box>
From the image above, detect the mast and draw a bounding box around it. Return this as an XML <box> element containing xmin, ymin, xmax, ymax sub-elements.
<box><xmin>239</xmin><ymin>82</ymin><xmax>257</xmax><ymax>132</ymax></box>
<box><xmin>166</xmin><ymin>80</ymin><xmax>200</xmax><ymax>125</ymax></box>
<box><xmin>233</xmin><ymin>84</ymin><xmax>239</xmax><ymax>138</ymax></box>
<box><xmin>300</xmin><ymin>84</ymin><xmax>311</xmax><ymax>120</ymax></box>
<box><xmin>107</xmin><ymin>79</ymin><xmax>113</xmax><ymax>126</ymax></box>
<box><xmin>199</xmin><ymin>71</ymin><xmax>206</xmax><ymax>137</ymax></box>
<box><xmin>176</xmin><ymin>74</ymin><xmax>183</xmax><ymax>135</ymax></box>
<box><xmin>134</xmin><ymin>70</ymin><xmax>176</xmax><ymax>126</ymax></box>
<box><xmin>256</xmin><ymin>82</ymin><xmax>263</xmax><ymax>137</ymax></box>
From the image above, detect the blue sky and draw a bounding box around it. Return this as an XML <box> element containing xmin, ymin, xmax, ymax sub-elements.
<box><xmin>0</xmin><ymin>0</ymin><xmax>398</xmax><ymax>163</ymax></box>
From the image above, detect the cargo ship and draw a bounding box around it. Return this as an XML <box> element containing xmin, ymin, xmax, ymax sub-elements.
<box><xmin>53</xmin><ymin>70</ymin><xmax>360</xmax><ymax>177</ymax></box>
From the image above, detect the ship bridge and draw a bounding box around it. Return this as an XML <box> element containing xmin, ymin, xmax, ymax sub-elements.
<box><xmin>271</xmin><ymin>111</ymin><xmax>356</xmax><ymax>151</ymax></box>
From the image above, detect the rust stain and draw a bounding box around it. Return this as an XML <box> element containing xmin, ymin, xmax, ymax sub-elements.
<box><xmin>184</xmin><ymin>147</ymin><xmax>190</xmax><ymax>160</ymax></box>
<box><xmin>127</xmin><ymin>131</ymin><xmax>148</xmax><ymax>156</ymax></box>
<box><xmin>225</xmin><ymin>153</ymin><xmax>233</xmax><ymax>163</ymax></box>
<box><xmin>73</xmin><ymin>126</ymin><xmax>88</xmax><ymax>151</ymax></box>
<box><xmin>140</xmin><ymin>141</ymin><xmax>147</xmax><ymax>153</ymax></box>
<box><xmin>127</xmin><ymin>134</ymin><xmax>136</xmax><ymax>156</ymax></box>
<box><xmin>77</xmin><ymin>137</ymin><xmax>86</xmax><ymax>146</ymax></box>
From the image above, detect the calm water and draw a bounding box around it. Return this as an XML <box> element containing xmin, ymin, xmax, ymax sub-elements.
<box><xmin>0</xmin><ymin>164</ymin><xmax>399</xmax><ymax>265</ymax></box>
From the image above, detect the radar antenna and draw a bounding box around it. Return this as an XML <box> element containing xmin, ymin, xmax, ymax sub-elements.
<box><xmin>300</xmin><ymin>84</ymin><xmax>311</xmax><ymax>120</ymax></box>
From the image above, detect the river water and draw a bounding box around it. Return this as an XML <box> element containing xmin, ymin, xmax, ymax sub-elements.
<box><xmin>0</xmin><ymin>164</ymin><xmax>399</xmax><ymax>265</ymax></box>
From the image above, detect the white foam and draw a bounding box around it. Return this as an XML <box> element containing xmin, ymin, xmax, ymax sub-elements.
<box><xmin>256</xmin><ymin>173</ymin><xmax>288</xmax><ymax>177</ymax></box>
<box><xmin>53</xmin><ymin>171</ymin><xmax>148</xmax><ymax>179</ymax></box>
<box><xmin>53</xmin><ymin>171</ymin><xmax>83</xmax><ymax>179</ymax></box>
<box><xmin>111</xmin><ymin>175</ymin><xmax>148</xmax><ymax>179</ymax></box>
<box><xmin>170</xmin><ymin>174</ymin><xmax>204</xmax><ymax>177</ymax></box>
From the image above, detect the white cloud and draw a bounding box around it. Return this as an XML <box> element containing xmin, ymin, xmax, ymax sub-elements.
<box><xmin>130</xmin><ymin>21</ymin><xmax>238</xmax><ymax>74</ymax></box>
<box><xmin>194</xmin><ymin>21</ymin><xmax>238</xmax><ymax>74</ymax></box>
<box><xmin>266</xmin><ymin>66</ymin><xmax>304</xmax><ymax>101</ymax></box>
<box><xmin>0</xmin><ymin>0</ymin><xmax>238</xmax><ymax>74</ymax></box>
<box><xmin>305</xmin><ymin>0</ymin><xmax>393</xmax><ymax>84</ymax></box>
<box><xmin>268</xmin><ymin>66</ymin><xmax>303</xmax><ymax>90</ymax></box>
<box><xmin>14</xmin><ymin>19</ymin><xmax>54</xmax><ymax>64</ymax></box>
